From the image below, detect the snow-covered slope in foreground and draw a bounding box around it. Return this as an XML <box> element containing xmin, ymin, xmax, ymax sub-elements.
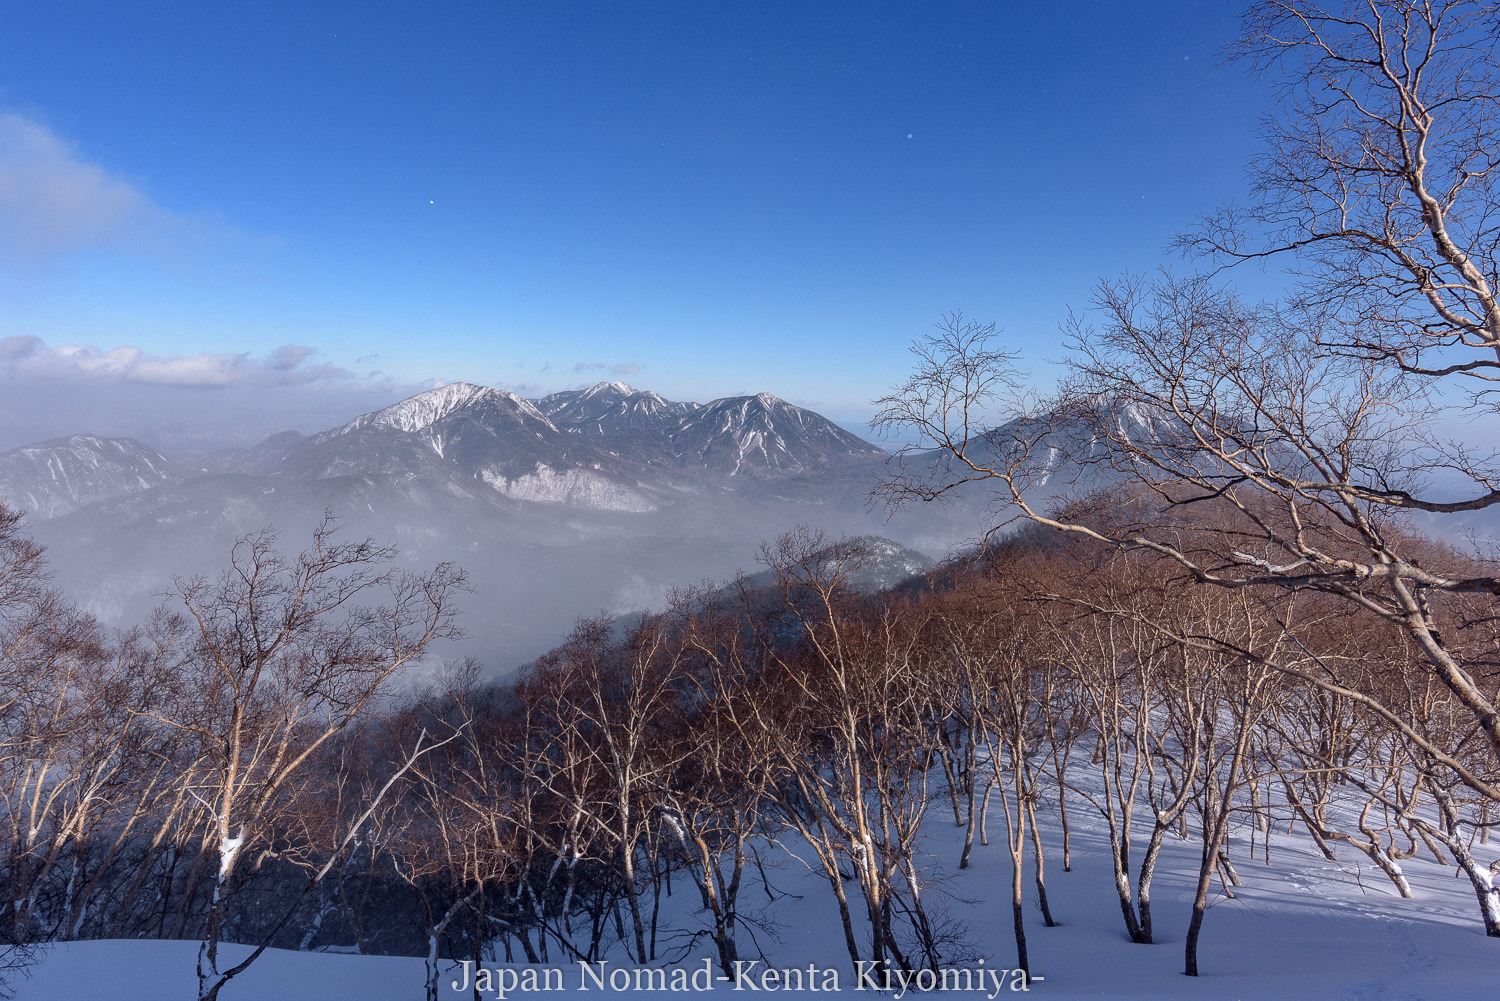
<box><xmin>16</xmin><ymin>789</ymin><xmax>1500</xmax><ymax>1000</ymax></box>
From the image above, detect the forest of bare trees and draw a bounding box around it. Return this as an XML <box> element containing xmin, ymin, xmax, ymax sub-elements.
<box><xmin>872</xmin><ymin>0</ymin><xmax>1500</xmax><ymax>970</ymax></box>
<box><xmin>3</xmin><ymin>497</ymin><xmax>1498</xmax><ymax>998</ymax></box>
<box><xmin>3</xmin><ymin>0</ymin><xmax>1498</xmax><ymax>997</ymax></box>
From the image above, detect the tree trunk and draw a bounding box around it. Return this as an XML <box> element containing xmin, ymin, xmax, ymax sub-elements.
<box><xmin>1026</xmin><ymin>798</ymin><xmax>1054</xmax><ymax>927</ymax></box>
<box><xmin>828</xmin><ymin>867</ymin><xmax>862</xmax><ymax>976</ymax></box>
<box><xmin>1425</xmin><ymin>791</ymin><xmax>1500</xmax><ymax>937</ymax></box>
<box><xmin>618</xmin><ymin>845</ymin><xmax>649</xmax><ymax>964</ymax></box>
<box><xmin>1137</xmin><ymin>821</ymin><xmax>1168</xmax><ymax>945</ymax></box>
<box><xmin>1183</xmin><ymin>837</ymin><xmax>1214</xmax><ymax>977</ymax></box>
<box><xmin>960</xmin><ymin>755</ymin><xmax>981</xmax><ymax>868</ymax></box>
<box><xmin>979</xmin><ymin>777</ymin><xmax>995</xmax><ymax>847</ymax></box>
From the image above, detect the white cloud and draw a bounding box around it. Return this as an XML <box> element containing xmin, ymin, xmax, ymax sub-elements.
<box><xmin>0</xmin><ymin>335</ymin><xmax>352</xmax><ymax>388</ymax></box>
<box><xmin>0</xmin><ymin>112</ymin><xmax>162</xmax><ymax>262</ymax></box>
<box><xmin>572</xmin><ymin>360</ymin><xmax>641</xmax><ymax>375</ymax></box>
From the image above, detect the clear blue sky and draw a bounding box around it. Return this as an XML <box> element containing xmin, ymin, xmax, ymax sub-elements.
<box><xmin>0</xmin><ymin>0</ymin><xmax>1278</xmax><ymax>447</ymax></box>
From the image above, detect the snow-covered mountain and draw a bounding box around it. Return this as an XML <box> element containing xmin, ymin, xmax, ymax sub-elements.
<box><xmin>261</xmin><ymin>382</ymin><xmax>654</xmax><ymax>509</ymax></box>
<box><xmin>338</xmin><ymin>381</ymin><xmax>522</xmax><ymax>435</ymax></box>
<box><xmin>537</xmin><ymin>381</ymin><xmax>696</xmax><ymax>451</ymax></box>
<box><xmin>673</xmin><ymin>392</ymin><xmax>887</xmax><ymax>475</ymax></box>
<box><xmin>0</xmin><ymin>434</ymin><xmax>186</xmax><ymax>519</ymax></box>
<box><xmin>145</xmin><ymin>382</ymin><xmax>885</xmax><ymax>508</ymax></box>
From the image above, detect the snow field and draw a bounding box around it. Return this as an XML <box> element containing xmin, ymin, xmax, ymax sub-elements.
<box><xmin>16</xmin><ymin>761</ymin><xmax>1500</xmax><ymax>1000</ymax></box>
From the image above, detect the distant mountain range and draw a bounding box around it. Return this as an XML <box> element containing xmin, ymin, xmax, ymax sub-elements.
<box><xmin>2</xmin><ymin>382</ymin><xmax>890</xmax><ymax>520</ymax></box>
<box><xmin>2</xmin><ymin>382</ymin><xmax>985</xmax><ymax>672</ymax></box>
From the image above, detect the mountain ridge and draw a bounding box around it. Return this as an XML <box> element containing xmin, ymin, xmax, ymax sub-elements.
<box><xmin>0</xmin><ymin>381</ymin><xmax>889</xmax><ymax>521</ymax></box>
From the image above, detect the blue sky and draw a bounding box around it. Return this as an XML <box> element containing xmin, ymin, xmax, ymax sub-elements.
<box><xmin>0</xmin><ymin>1</ymin><xmax>1278</xmax><ymax>448</ymax></box>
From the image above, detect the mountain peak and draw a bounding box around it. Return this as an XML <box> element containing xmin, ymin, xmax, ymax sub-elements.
<box><xmin>568</xmin><ymin>380</ymin><xmax>642</xmax><ymax>401</ymax></box>
<box><xmin>340</xmin><ymin>382</ymin><xmax>505</xmax><ymax>435</ymax></box>
<box><xmin>675</xmin><ymin>393</ymin><xmax>884</xmax><ymax>475</ymax></box>
<box><xmin>592</xmin><ymin>380</ymin><xmax>637</xmax><ymax>395</ymax></box>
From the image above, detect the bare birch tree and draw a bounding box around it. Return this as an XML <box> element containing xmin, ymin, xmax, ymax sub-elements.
<box><xmin>144</xmin><ymin>516</ymin><xmax>464</xmax><ymax>1001</ymax></box>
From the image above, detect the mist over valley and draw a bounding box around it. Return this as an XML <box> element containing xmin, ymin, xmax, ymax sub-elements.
<box><xmin>0</xmin><ymin>380</ymin><xmax>966</xmax><ymax>672</ymax></box>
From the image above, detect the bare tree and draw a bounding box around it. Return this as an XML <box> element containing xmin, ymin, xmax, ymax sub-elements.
<box><xmin>141</xmin><ymin>515</ymin><xmax>464</xmax><ymax>1001</ymax></box>
<box><xmin>948</xmin><ymin>597</ymin><xmax>1039</xmax><ymax>980</ymax></box>
<box><xmin>0</xmin><ymin>502</ymin><xmax>65</xmax><ymax>997</ymax></box>
<box><xmin>752</xmin><ymin>530</ymin><xmax>946</xmax><ymax>977</ymax></box>
<box><xmin>1187</xmin><ymin>0</ymin><xmax>1500</xmax><ymax>400</ymax></box>
<box><xmin>673</xmin><ymin>585</ymin><xmax>782</xmax><ymax>978</ymax></box>
<box><xmin>1033</xmin><ymin>550</ymin><xmax>1192</xmax><ymax>946</ymax></box>
<box><xmin>526</xmin><ymin>613</ymin><xmax>689</xmax><ymax>965</ymax></box>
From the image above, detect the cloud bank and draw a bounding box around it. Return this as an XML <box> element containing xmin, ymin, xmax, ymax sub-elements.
<box><xmin>0</xmin><ymin>335</ymin><xmax>352</xmax><ymax>388</ymax></box>
<box><xmin>0</xmin><ymin>336</ymin><xmax>415</xmax><ymax>452</ymax></box>
<box><xmin>572</xmin><ymin>360</ymin><xmax>640</xmax><ymax>375</ymax></box>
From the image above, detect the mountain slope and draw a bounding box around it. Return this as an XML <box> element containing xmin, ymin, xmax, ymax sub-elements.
<box><xmin>260</xmin><ymin>383</ymin><xmax>656</xmax><ymax>512</ymax></box>
<box><xmin>672</xmin><ymin>392</ymin><xmax>886</xmax><ymax>476</ymax></box>
<box><xmin>537</xmin><ymin>381</ymin><xmax>698</xmax><ymax>441</ymax></box>
<box><xmin>0</xmin><ymin>435</ymin><xmax>185</xmax><ymax>519</ymax></box>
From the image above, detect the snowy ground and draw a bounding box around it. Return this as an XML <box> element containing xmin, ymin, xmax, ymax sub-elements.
<box><xmin>14</xmin><ymin>784</ymin><xmax>1500</xmax><ymax>1000</ymax></box>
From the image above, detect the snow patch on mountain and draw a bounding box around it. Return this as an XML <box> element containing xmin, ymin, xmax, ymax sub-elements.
<box><xmin>480</xmin><ymin>464</ymin><xmax>656</xmax><ymax>512</ymax></box>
